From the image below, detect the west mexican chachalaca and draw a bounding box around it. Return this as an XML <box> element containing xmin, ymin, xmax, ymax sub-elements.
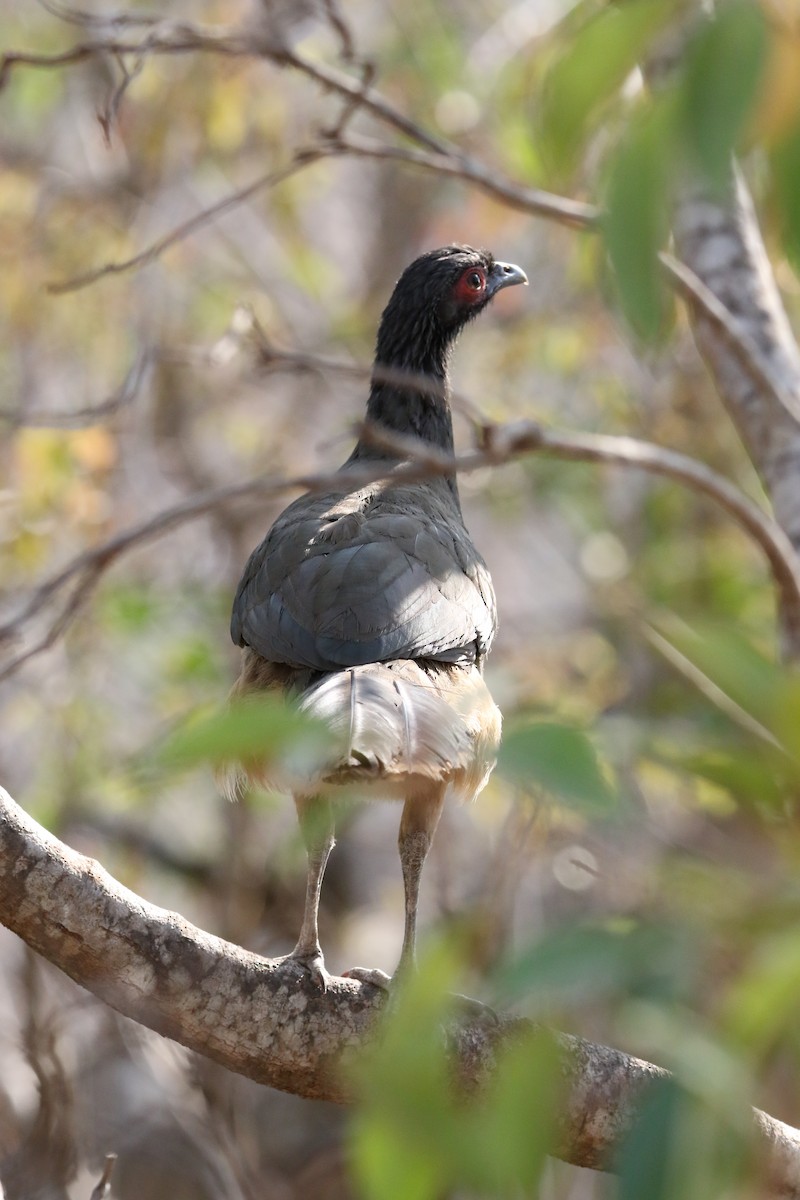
<box><xmin>225</xmin><ymin>245</ymin><xmax>527</xmax><ymax>991</ymax></box>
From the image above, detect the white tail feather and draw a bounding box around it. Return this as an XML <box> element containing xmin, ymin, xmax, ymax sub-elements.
<box><xmin>297</xmin><ymin>660</ymin><xmax>500</xmax><ymax>797</ymax></box>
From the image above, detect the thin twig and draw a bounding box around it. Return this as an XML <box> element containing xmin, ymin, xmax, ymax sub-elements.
<box><xmin>0</xmin><ymin>347</ymin><xmax>151</xmax><ymax>428</ymax></box>
<box><xmin>36</xmin><ymin>0</ymin><xmax>160</xmax><ymax>30</ymax></box>
<box><xmin>3</xmin><ymin>417</ymin><xmax>798</xmax><ymax>682</ymax></box>
<box><xmin>11</xmin><ymin>13</ymin><xmax>789</xmax><ymax>442</ymax></box>
<box><xmin>330</xmin><ymin>131</ymin><xmax>599</xmax><ymax>229</ymax></box>
<box><xmin>643</xmin><ymin>624</ymin><xmax>789</xmax><ymax>753</ymax></box>
<box><xmin>243</xmin><ymin>312</ymin><xmax>488</xmax><ymax>426</ymax></box>
<box><xmin>98</xmin><ymin>49</ymin><xmax>145</xmax><ymax>143</ymax></box>
<box><xmin>47</xmin><ymin>149</ymin><xmax>326</xmax><ymax>294</ymax></box>
<box><xmin>320</xmin><ymin>0</ymin><xmax>357</xmax><ymax>62</ymax></box>
<box><xmin>89</xmin><ymin>1153</ymin><xmax>117</xmax><ymax>1200</ymax></box>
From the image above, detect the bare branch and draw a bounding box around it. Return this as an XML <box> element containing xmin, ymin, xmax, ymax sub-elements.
<box><xmin>97</xmin><ymin>49</ymin><xmax>145</xmax><ymax>143</ymax></box>
<box><xmin>0</xmin><ymin>21</ymin><xmax>448</xmax><ymax>152</ymax></box>
<box><xmin>481</xmin><ymin>421</ymin><xmax>800</xmax><ymax>635</ymax></box>
<box><xmin>319</xmin><ymin>0</ymin><xmax>358</xmax><ymax>63</ymax></box>
<box><xmin>0</xmin><ymin>40</ymin><xmax>117</xmax><ymax>87</ymax></box>
<box><xmin>3</xmin><ymin>410</ymin><xmax>798</xmax><ymax>682</ymax></box>
<box><xmin>36</xmin><ymin>1</ymin><xmax>160</xmax><ymax>31</ymax></box>
<box><xmin>89</xmin><ymin>1154</ymin><xmax>117</xmax><ymax>1200</ymax></box>
<box><xmin>643</xmin><ymin>624</ymin><xmax>790</xmax><ymax>753</ymax></box>
<box><xmin>5</xmin><ymin>10</ymin><xmax>799</xmax><ymax>658</ymax></box>
<box><xmin>11</xmin><ymin>13</ymin><xmax>785</xmax><ymax>460</ymax></box>
<box><xmin>47</xmin><ymin>149</ymin><xmax>327</xmax><ymax>295</ymax></box>
<box><xmin>1</xmin><ymin>784</ymin><xmax>799</xmax><ymax>1194</ymax></box>
<box><xmin>330</xmin><ymin>131</ymin><xmax>599</xmax><ymax>230</ymax></box>
<box><xmin>241</xmin><ymin>312</ymin><xmax>488</xmax><ymax>427</ymax></box>
<box><xmin>0</xmin><ymin>25</ymin><xmax>255</xmax><ymax>93</ymax></box>
<box><xmin>329</xmin><ymin>134</ymin><xmax>800</xmax><ymax>429</ymax></box>
<box><xmin>0</xmin><ymin>346</ymin><xmax>151</xmax><ymax>428</ymax></box>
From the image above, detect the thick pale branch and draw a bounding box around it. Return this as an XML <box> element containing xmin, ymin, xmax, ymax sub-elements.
<box><xmin>1</xmin><ymin>784</ymin><xmax>799</xmax><ymax>1192</ymax></box>
<box><xmin>672</xmin><ymin>173</ymin><xmax>800</xmax><ymax>656</ymax></box>
<box><xmin>672</xmin><ymin>174</ymin><xmax>800</xmax><ymax>466</ymax></box>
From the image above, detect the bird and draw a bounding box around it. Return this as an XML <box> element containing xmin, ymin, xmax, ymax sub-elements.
<box><xmin>225</xmin><ymin>244</ymin><xmax>527</xmax><ymax>991</ymax></box>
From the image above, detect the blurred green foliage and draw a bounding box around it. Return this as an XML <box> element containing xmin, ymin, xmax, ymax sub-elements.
<box><xmin>2</xmin><ymin>1</ymin><xmax>800</xmax><ymax>1197</ymax></box>
<box><xmin>350</xmin><ymin>942</ymin><xmax>560</xmax><ymax>1200</ymax></box>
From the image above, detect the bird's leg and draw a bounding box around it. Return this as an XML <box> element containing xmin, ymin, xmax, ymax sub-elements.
<box><xmin>395</xmin><ymin>786</ymin><xmax>447</xmax><ymax>980</ymax></box>
<box><xmin>287</xmin><ymin>794</ymin><xmax>335</xmax><ymax>991</ymax></box>
<box><xmin>345</xmin><ymin>785</ymin><xmax>446</xmax><ymax>991</ymax></box>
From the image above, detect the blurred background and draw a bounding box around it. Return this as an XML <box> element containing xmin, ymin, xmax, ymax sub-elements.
<box><xmin>1</xmin><ymin>0</ymin><xmax>799</xmax><ymax>1197</ymax></box>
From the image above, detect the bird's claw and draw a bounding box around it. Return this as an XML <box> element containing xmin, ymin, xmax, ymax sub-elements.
<box><xmin>341</xmin><ymin>965</ymin><xmax>393</xmax><ymax>991</ymax></box>
<box><xmin>342</xmin><ymin>968</ymin><xmax>497</xmax><ymax>1024</ymax></box>
<box><xmin>283</xmin><ymin>950</ymin><xmax>332</xmax><ymax>992</ymax></box>
<box><xmin>449</xmin><ymin>992</ymin><xmax>499</xmax><ymax>1025</ymax></box>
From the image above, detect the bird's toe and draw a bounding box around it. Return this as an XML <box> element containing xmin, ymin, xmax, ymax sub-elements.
<box><xmin>284</xmin><ymin>949</ymin><xmax>332</xmax><ymax>992</ymax></box>
<box><xmin>341</xmin><ymin>965</ymin><xmax>393</xmax><ymax>991</ymax></box>
<box><xmin>449</xmin><ymin>991</ymin><xmax>499</xmax><ymax>1025</ymax></box>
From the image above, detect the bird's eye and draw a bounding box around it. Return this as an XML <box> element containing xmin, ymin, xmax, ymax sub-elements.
<box><xmin>452</xmin><ymin>267</ymin><xmax>487</xmax><ymax>306</ymax></box>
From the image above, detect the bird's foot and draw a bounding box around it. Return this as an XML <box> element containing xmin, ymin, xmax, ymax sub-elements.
<box><xmin>282</xmin><ymin>949</ymin><xmax>333</xmax><ymax>993</ymax></box>
<box><xmin>342</xmin><ymin>968</ymin><xmax>496</xmax><ymax>1023</ymax></box>
<box><xmin>341</xmin><ymin>965</ymin><xmax>393</xmax><ymax>991</ymax></box>
<box><xmin>449</xmin><ymin>992</ymin><xmax>499</xmax><ymax>1025</ymax></box>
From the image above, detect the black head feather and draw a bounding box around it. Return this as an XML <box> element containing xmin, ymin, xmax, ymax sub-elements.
<box><xmin>358</xmin><ymin>245</ymin><xmax>526</xmax><ymax>456</ymax></box>
<box><xmin>374</xmin><ymin>245</ymin><xmax>525</xmax><ymax>372</ymax></box>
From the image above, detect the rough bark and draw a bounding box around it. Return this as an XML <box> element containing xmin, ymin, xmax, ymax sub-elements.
<box><xmin>1</xmin><ymin>786</ymin><xmax>800</xmax><ymax>1194</ymax></box>
<box><xmin>674</xmin><ymin>173</ymin><xmax>800</xmax><ymax>655</ymax></box>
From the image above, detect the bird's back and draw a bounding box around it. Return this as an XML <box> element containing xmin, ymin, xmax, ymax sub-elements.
<box><xmin>231</xmin><ymin>474</ymin><xmax>497</xmax><ymax>674</ymax></box>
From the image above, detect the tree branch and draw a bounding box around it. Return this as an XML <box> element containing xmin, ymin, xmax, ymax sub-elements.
<box><xmin>325</xmin><ymin>131</ymin><xmax>598</xmax><ymax>229</ymax></box>
<box><xmin>4</xmin><ymin>412</ymin><xmax>798</xmax><ymax>684</ymax></box>
<box><xmin>46</xmin><ymin>149</ymin><xmax>328</xmax><ymax>295</ymax></box>
<box><xmin>0</xmin><ymin>346</ymin><xmax>151</xmax><ymax>427</ymax></box>
<box><xmin>672</xmin><ymin>173</ymin><xmax>800</xmax><ymax>657</ymax></box>
<box><xmin>1</xmin><ymin>784</ymin><xmax>798</xmax><ymax>1193</ymax></box>
<box><xmin>8</xmin><ymin>10</ymin><xmax>791</xmax><ymax>462</ymax></box>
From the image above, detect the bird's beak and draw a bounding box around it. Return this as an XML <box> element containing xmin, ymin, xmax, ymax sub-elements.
<box><xmin>487</xmin><ymin>260</ymin><xmax>528</xmax><ymax>296</ymax></box>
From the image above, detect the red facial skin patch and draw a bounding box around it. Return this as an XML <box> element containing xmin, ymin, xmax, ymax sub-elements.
<box><xmin>452</xmin><ymin>267</ymin><xmax>487</xmax><ymax>307</ymax></box>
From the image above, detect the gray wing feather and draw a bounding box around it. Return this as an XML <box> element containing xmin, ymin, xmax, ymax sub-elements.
<box><xmin>232</xmin><ymin>482</ymin><xmax>496</xmax><ymax>670</ymax></box>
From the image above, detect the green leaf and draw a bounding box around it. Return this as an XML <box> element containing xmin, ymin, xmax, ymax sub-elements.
<box><xmin>724</xmin><ymin>928</ymin><xmax>800</xmax><ymax>1056</ymax></box>
<box><xmin>647</xmin><ymin>615</ymin><xmax>800</xmax><ymax>755</ymax></box>
<box><xmin>498</xmin><ymin>719</ymin><xmax>615</xmax><ymax>812</ymax></box>
<box><xmin>604</xmin><ymin>98</ymin><xmax>675</xmax><ymax>341</ymax></box>
<box><xmin>466</xmin><ymin>1028</ymin><xmax>560</xmax><ymax>1193</ymax></box>
<box><xmin>616</xmin><ymin>1077</ymin><xmax>683</xmax><ymax>1200</ymax></box>
<box><xmin>771</xmin><ymin>121</ymin><xmax>800</xmax><ymax>272</ymax></box>
<box><xmin>350</xmin><ymin>942</ymin><xmax>561</xmax><ymax>1198</ymax></box>
<box><xmin>349</xmin><ymin>942</ymin><xmax>466</xmax><ymax>1200</ymax></box>
<box><xmin>616</xmin><ymin>1073</ymin><xmax>750</xmax><ymax>1200</ymax></box>
<box><xmin>656</xmin><ymin>745</ymin><xmax>786</xmax><ymax>811</ymax></box>
<box><xmin>351</xmin><ymin>1117</ymin><xmax>443</xmax><ymax>1200</ymax></box>
<box><xmin>153</xmin><ymin>694</ymin><xmax>332</xmax><ymax>774</ymax></box>
<box><xmin>496</xmin><ymin>922</ymin><xmax>695</xmax><ymax>1010</ymax></box>
<box><xmin>681</xmin><ymin>1</ymin><xmax>767</xmax><ymax>193</ymax></box>
<box><xmin>538</xmin><ymin>0</ymin><xmax>674</xmax><ymax>179</ymax></box>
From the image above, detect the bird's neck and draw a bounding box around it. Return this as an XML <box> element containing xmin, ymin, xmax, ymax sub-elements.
<box><xmin>354</xmin><ymin>340</ymin><xmax>456</xmax><ymax>459</ymax></box>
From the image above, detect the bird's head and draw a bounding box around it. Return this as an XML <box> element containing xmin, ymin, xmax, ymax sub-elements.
<box><xmin>375</xmin><ymin>245</ymin><xmax>528</xmax><ymax>371</ymax></box>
